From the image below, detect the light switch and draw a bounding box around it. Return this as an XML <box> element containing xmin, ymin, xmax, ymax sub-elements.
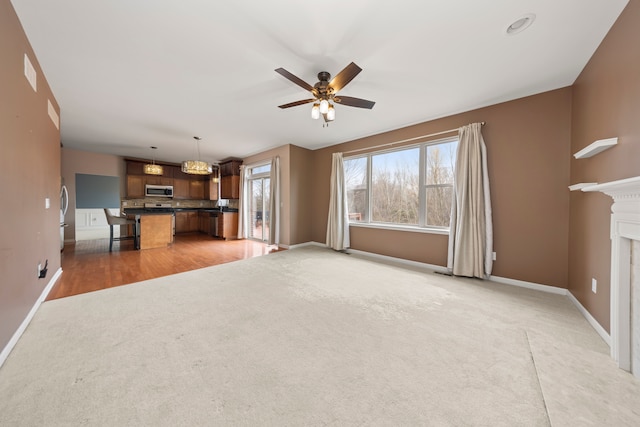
<box><xmin>45</xmin><ymin>198</ymin><xmax>50</xmax><ymax>209</ymax></box>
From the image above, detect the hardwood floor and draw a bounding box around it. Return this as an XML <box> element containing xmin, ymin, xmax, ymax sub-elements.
<box><xmin>48</xmin><ymin>233</ymin><xmax>282</xmax><ymax>301</ymax></box>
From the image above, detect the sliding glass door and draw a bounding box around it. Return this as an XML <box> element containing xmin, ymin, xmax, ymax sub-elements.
<box><xmin>248</xmin><ymin>164</ymin><xmax>271</xmax><ymax>242</ymax></box>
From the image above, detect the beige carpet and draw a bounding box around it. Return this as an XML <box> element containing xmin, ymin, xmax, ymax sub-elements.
<box><xmin>0</xmin><ymin>246</ymin><xmax>638</xmax><ymax>426</ymax></box>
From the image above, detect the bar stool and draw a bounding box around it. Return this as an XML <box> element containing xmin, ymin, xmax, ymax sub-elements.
<box><xmin>103</xmin><ymin>209</ymin><xmax>137</xmax><ymax>252</ymax></box>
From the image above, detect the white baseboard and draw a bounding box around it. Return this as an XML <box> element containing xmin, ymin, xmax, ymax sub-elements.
<box><xmin>287</xmin><ymin>241</ymin><xmax>326</xmax><ymax>250</ymax></box>
<box><xmin>489</xmin><ymin>275</ymin><xmax>568</xmax><ymax>295</ymax></box>
<box><xmin>567</xmin><ymin>291</ymin><xmax>611</xmax><ymax>346</ymax></box>
<box><xmin>346</xmin><ymin>248</ymin><xmax>449</xmax><ymax>274</ymax></box>
<box><xmin>0</xmin><ymin>267</ymin><xmax>62</xmax><ymax>369</ymax></box>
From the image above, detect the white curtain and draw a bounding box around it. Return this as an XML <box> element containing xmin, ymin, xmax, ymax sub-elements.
<box><xmin>326</xmin><ymin>152</ymin><xmax>350</xmax><ymax>251</ymax></box>
<box><xmin>268</xmin><ymin>156</ymin><xmax>280</xmax><ymax>246</ymax></box>
<box><xmin>447</xmin><ymin>123</ymin><xmax>493</xmax><ymax>278</ymax></box>
<box><xmin>237</xmin><ymin>165</ymin><xmax>250</xmax><ymax>239</ymax></box>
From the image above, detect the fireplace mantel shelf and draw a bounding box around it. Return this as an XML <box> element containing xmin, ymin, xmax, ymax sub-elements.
<box><xmin>582</xmin><ymin>176</ymin><xmax>640</xmax><ymax>195</ymax></box>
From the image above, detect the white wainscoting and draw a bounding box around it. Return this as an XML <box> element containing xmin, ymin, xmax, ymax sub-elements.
<box><xmin>75</xmin><ymin>208</ymin><xmax>121</xmax><ymax>241</ymax></box>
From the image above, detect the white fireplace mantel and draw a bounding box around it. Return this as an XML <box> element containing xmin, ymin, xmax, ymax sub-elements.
<box><xmin>583</xmin><ymin>175</ymin><xmax>640</xmax><ymax>374</ymax></box>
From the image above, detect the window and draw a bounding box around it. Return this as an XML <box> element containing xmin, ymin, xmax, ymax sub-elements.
<box><xmin>344</xmin><ymin>137</ymin><xmax>458</xmax><ymax>231</ymax></box>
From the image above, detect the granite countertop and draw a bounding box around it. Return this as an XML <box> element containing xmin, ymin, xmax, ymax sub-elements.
<box><xmin>124</xmin><ymin>207</ymin><xmax>238</xmax><ymax>214</ymax></box>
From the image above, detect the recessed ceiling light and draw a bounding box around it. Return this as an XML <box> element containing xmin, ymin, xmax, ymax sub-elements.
<box><xmin>506</xmin><ymin>13</ymin><xmax>536</xmax><ymax>35</ymax></box>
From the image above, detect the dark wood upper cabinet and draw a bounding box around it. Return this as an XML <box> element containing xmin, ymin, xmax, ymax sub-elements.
<box><xmin>220</xmin><ymin>160</ymin><xmax>242</xmax><ymax>177</ymax></box>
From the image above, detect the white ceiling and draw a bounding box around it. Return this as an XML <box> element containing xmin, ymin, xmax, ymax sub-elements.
<box><xmin>11</xmin><ymin>0</ymin><xmax>629</xmax><ymax>164</ymax></box>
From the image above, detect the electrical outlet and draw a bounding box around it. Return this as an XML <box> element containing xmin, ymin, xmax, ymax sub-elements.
<box><xmin>492</xmin><ymin>252</ymin><xmax>496</xmax><ymax>261</ymax></box>
<box><xmin>592</xmin><ymin>278</ymin><xmax>597</xmax><ymax>293</ymax></box>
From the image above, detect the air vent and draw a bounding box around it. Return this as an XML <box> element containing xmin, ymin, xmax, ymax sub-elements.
<box><xmin>24</xmin><ymin>54</ymin><xmax>37</xmax><ymax>91</ymax></box>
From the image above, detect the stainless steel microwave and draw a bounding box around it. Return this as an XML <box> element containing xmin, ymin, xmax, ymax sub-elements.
<box><xmin>145</xmin><ymin>184</ymin><xmax>174</xmax><ymax>198</ymax></box>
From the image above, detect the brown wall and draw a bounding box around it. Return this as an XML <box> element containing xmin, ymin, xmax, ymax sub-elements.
<box><xmin>0</xmin><ymin>0</ymin><xmax>61</xmax><ymax>351</ymax></box>
<box><xmin>289</xmin><ymin>145</ymin><xmax>314</xmax><ymax>245</ymax></box>
<box><xmin>569</xmin><ymin>1</ymin><xmax>640</xmax><ymax>331</ymax></box>
<box><xmin>311</xmin><ymin>88</ymin><xmax>573</xmax><ymax>288</ymax></box>
<box><xmin>61</xmin><ymin>148</ymin><xmax>126</xmax><ymax>241</ymax></box>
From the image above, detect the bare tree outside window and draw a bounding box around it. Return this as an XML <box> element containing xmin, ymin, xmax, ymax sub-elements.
<box><xmin>344</xmin><ymin>137</ymin><xmax>458</xmax><ymax>230</ymax></box>
<box><xmin>425</xmin><ymin>141</ymin><xmax>457</xmax><ymax>227</ymax></box>
<box><xmin>371</xmin><ymin>148</ymin><xmax>419</xmax><ymax>225</ymax></box>
<box><xmin>344</xmin><ymin>157</ymin><xmax>367</xmax><ymax>222</ymax></box>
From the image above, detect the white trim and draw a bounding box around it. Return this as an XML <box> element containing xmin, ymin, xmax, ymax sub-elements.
<box><xmin>583</xmin><ymin>175</ymin><xmax>640</xmax><ymax>372</ymax></box>
<box><xmin>287</xmin><ymin>241</ymin><xmax>326</xmax><ymax>250</ymax></box>
<box><xmin>568</xmin><ymin>183</ymin><xmax>597</xmax><ymax>191</ymax></box>
<box><xmin>488</xmin><ymin>275</ymin><xmax>568</xmax><ymax>295</ymax></box>
<box><xmin>346</xmin><ymin>248</ymin><xmax>449</xmax><ymax>274</ymax></box>
<box><xmin>567</xmin><ymin>291</ymin><xmax>611</xmax><ymax>346</ymax></box>
<box><xmin>349</xmin><ymin>222</ymin><xmax>450</xmax><ymax>235</ymax></box>
<box><xmin>0</xmin><ymin>267</ymin><xmax>62</xmax><ymax>369</ymax></box>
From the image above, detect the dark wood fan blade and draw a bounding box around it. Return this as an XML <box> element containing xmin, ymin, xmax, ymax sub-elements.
<box><xmin>335</xmin><ymin>96</ymin><xmax>375</xmax><ymax>109</ymax></box>
<box><xmin>278</xmin><ymin>99</ymin><xmax>316</xmax><ymax>109</ymax></box>
<box><xmin>328</xmin><ymin>62</ymin><xmax>362</xmax><ymax>92</ymax></box>
<box><xmin>275</xmin><ymin>68</ymin><xmax>315</xmax><ymax>92</ymax></box>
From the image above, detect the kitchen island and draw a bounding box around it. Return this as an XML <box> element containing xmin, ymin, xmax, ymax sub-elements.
<box><xmin>138</xmin><ymin>213</ymin><xmax>173</xmax><ymax>249</ymax></box>
<box><xmin>124</xmin><ymin>206</ymin><xmax>175</xmax><ymax>250</ymax></box>
<box><xmin>124</xmin><ymin>204</ymin><xmax>239</xmax><ymax>248</ymax></box>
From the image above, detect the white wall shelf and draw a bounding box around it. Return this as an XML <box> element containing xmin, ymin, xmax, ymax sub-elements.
<box><xmin>573</xmin><ymin>137</ymin><xmax>618</xmax><ymax>159</ymax></box>
<box><xmin>569</xmin><ymin>183</ymin><xmax>597</xmax><ymax>191</ymax></box>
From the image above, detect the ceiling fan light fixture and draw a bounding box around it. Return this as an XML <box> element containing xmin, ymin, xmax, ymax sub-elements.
<box><xmin>311</xmin><ymin>103</ymin><xmax>320</xmax><ymax>120</ymax></box>
<box><xmin>319</xmin><ymin>99</ymin><xmax>329</xmax><ymax>114</ymax></box>
<box><xmin>327</xmin><ymin>104</ymin><xmax>335</xmax><ymax>121</ymax></box>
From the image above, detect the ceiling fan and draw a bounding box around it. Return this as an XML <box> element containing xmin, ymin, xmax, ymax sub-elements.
<box><xmin>275</xmin><ymin>62</ymin><xmax>375</xmax><ymax>123</ymax></box>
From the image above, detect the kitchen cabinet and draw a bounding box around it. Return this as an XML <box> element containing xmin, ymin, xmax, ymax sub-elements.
<box><xmin>175</xmin><ymin>211</ymin><xmax>199</xmax><ymax>233</ymax></box>
<box><xmin>198</xmin><ymin>211</ymin><xmax>211</xmax><ymax>235</ymax></box>
<box><xmin>173</xmin><ymin>179</ymin><xmax>189</xmax><ymax>199</ymax></box>
<box><xmin>189</xmin><ymin>178</ymin><xmax>205</xmax><ymax>200</ymax></box>
<box><xmin>144</xmin><ymin>176</ymin><xmax>173</xmax><ymax>186</ymax></box>
<box><xmin>188</xmin><ymin>211</ymin><xmax>199</xmax><ymax>231</ymax></box>
<box><xmin>126</xmin><ymin>175</ymin><xmax>144</xmax><ymax>198</ymax></box>
<box><xmin>220</xmin><ymin>160</ymin><xmax>242</xmax><ymax>176</ymax></box>
<box><xmin>127</xmin><ymin>161</ymin><xmax>144</xmax><ymax>175</ymax></box>
<box><xmin>125</xmin><ymin>159</ymin><xmax>210</xmax><ymax>200</ymax></box>
<box><xmin>219</xmin><ymin>159</ymin><xmax>242</xmax><ymax>199</ymax></box>
<box><xmin>220</xmin><ymin>175</ymin><xmax>240</xmax><ymax>199</ymax></box>
<box><xmin>206</xmin><ymin>178</ymin><xmax>219</xmax><ymax>201</ymax></box>
<box><xmin>175</xmin><ymin>211</ymin><xmax>187</xmax><ymax>233</ymax></box>
<box><xmin>219</xmin><ymin>212</ymin><xmax>238</xmax><ymax>240</ymax></box>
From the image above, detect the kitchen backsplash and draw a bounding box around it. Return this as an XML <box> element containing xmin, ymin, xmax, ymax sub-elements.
<box><xmin>121</xmin><ymin>198</ymin><xmax>238</xmax><ymax>210</ymax></box>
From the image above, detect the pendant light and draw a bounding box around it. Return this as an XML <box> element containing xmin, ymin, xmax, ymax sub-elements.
<box><xmin>143</xmin><ymin>146</ymin><xmax>163</xmax><ymax>175</ymax></box>
<box><xmin>181</xmin><ymin>136</ymin><xmax>212</xmax><ymax>175</ymax></box>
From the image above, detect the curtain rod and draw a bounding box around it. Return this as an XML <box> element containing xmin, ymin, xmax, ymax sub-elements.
<box><xmin>342</xmin><ymin>122</ymin><xmax>485</xmax><ymax>155</ymax></box>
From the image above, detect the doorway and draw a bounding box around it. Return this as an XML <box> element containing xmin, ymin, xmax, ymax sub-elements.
<box><xmin>248</xmin><ymin>164</ymin><xmax>271</xmax><ymax>242</ymax></box>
